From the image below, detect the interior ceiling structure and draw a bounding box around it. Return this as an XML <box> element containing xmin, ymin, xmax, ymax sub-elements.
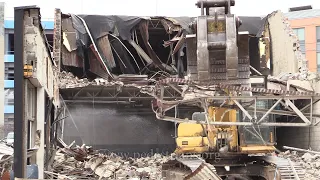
<box><xmin>61</xmin><ymin>13</ymin><xmax>265</xmax><ymax>82</ymax></box>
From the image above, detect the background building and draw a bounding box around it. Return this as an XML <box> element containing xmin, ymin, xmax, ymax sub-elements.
<box><xmin>285</xmin><ymin>6</ymin><xmax>320</xmax><ymax>72</ymax></box>
<box><xmin>3</xmin><ymin>18</ymin><xmax>54</xmax><ymax>135</ymax></box>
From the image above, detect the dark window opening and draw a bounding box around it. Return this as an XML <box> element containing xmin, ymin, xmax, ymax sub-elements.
<box><xmin>5</xmin><ymin>62</ymin><xmax>14</xmax><ymax>80</ymax></box>
<box><xmin>7</xmin><ymin>33</ymin><xmax>53</xmax><ymax>54</ymax></box>
<box><xmin>46</xmin><ymin>34</ymin><xmax>53</xmax><ymax>52</ymax></box>
<box><xmin>8</xmin><ymin>33</ymin><xmax>14</xmax><ymax>54</ymax></box>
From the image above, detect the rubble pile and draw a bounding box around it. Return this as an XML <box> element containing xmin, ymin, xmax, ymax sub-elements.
<box><xmin>51</xmin><ymin>145</ymin><xmax>169</xmax><ymax>180</ymax></box>
<box><xmin>279</xmin><ymin>150</ymin><xmax>320</xmax><ymax>179</ymax></box>
<box><xmin>58</xmin><ymin>71</ymin><xmax>123</xmax><ymax>89</ymax></box>
<box><xmin>58</xmin><ymin>71</ymin><xmax>92</xmax><ymax>89</ymax></box>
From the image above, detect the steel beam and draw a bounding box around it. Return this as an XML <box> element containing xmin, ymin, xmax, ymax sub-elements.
<box><xmin>285</xmin><ymin>99</ymin><xmax>311</xmax><ymax>125</ymax></box>
<box><xmin>257</xmin><ymin>99</ymin><xmax>282</xmax><ymax>124</ymax></box>
<box><xmin>155</xmin><ymin>95</ymin><xmax>317</xmax><ymax>127</ymax></box>
<box><xmin>69</xmin><ymin>96</ymin><xmax>181</xmax><ymax>100</ymax></box>
<box><xmin>246</xmin><ymin>108</ymin><xmax>320</xmax><ymax>118</ymax></box>
<box><xmin>300</xmin><ymin>99</ymin><xmax>319</xmax><ymax>112</ymax></box>
<box><xmin>64</xmin><ymin>100</ymin><xmax>132</xmax><ymax>104</ymax></box>
<box><xmin>207</xmin><ymin>96</ymin><xmax>318</xmax><ymax>100</ymax></box>
<box><xmin>157</xmin><ymin>115</ymin><xmax>311</xmax><ymax>127</ymax></box>
<box><xmin>233</xmin><ymin>100</ymin><xmax>253</xmax><ymax>120</ymax></box>
<box><xmin>155</xmin><ymin>95</ymin><xmax>318</xmax><ymax>101</ymax></box>
<box><xmin>14</xmin><ymin>6</ymin><xmax>27</xmax><ymax>178</ymax></box>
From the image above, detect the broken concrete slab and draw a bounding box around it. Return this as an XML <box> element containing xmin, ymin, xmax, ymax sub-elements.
<box><xmin>51</xmin><ymin>144</ymin><xmax>169</xmax><ymax>179</ymax></box>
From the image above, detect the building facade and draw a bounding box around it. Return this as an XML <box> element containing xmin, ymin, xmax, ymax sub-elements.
<box><xmin>285</xmin><ymin>7</ymin><xmax>320</xmax><ymax>72</ymax></box>
<box><xmin>3</xmin><ymin>19</ymin><xmax>54</xmax><ymax>135</ymax></box>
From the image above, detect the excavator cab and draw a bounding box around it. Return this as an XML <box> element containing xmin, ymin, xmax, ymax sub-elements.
<box><xmin>175</xmin><ymin>106</ymin><xmax>276</xmax><ymax>155</ymax></box>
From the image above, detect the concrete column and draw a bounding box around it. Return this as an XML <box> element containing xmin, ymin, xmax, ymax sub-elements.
<box><xmin>36</xmin><ymin>87</ymin><xmax>45</xmax><ymax>179</ymax></box>
<box><xmin>0</xmin><ymin>2</ymin><xmax>5</xmax><ymax>139</ymax></box>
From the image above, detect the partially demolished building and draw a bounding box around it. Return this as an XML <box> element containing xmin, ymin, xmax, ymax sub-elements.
<box><xmin>4</xmin><ymin>3</ymin><xmax>320</xmax><ymax>179</ymax></box>
<box><xmin>56</xmin><ymin>8</ymin><xmax>320</xmax><ymax>153</ymax></box>
<box><xmin>57</xmin><ymin>11</ymin><xmax>270</xmax><ymax>153</ymax></box>
<box><xmin>3</xmin><ymin>2</ymin><xmax>320</xmax><ymax>179</ymax></box>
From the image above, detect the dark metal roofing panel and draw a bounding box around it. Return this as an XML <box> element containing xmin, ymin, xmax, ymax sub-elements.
<box><xmin>284</xmin><ymin>9</ymin><xmax>320</xmax><ymax>20</ymax></box>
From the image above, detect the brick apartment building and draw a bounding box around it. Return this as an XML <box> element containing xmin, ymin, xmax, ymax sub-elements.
<box><xmin>285</xmin><ymin>6</ymin><xmax>320</xmax><ymax>72</ymax></box>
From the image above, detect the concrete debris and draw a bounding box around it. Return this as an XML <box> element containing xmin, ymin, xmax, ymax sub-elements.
<box><xmin>58</xmin><ymin>71</ymin><xmax>124</xmax><ymax>89</ymax></box>
<box><xmin>274</xmin><ymin>72</ymin><xmax>320</xmax><ymax>81</ymax></box>
<box><xmin>0</xmin><ymin>143</ymin><xmax>14</xmax><ymax>178</ymax></box>
<box><xmin>52</xmin><ymin>145</ymin><xmax>169</xmax><ymax>179</ymax></box>
<box><xmin>282</xmin><ymin>15</ymin><xmax>308</xmax><ymax>74</ymax></box>
<box><xmin>0</xmin><ymin>142</ymin><xmax>40</xmax><ymax>178</ymax></box>
<box><xmin>274</xmin><ymin>15</ymin><xmax>320</xmax><ymax>82</ymax></box>
<box><xmin>279</xmin><ymin>150</ymin><xmax>320</xmax><ymax>180</ymax></box>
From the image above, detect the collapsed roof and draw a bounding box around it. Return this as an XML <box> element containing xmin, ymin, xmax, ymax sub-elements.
<box><xmin>61</xmin><ymin>14</ymin><xmax>265</xmax><ymax>83</ymax></box>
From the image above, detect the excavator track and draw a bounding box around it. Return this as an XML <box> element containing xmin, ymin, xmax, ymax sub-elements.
<box><xmin>162</xmin><ymin>156</ymin><xmax>221</xmax><ymax>180</ymax></box>
<box><xmin>262</xmin><ymin>156</ymin><xmax>306</xmax><ymax>180</ymax></box>
<box><xmin>162</xmin><ymin>155</ymin><xmax>307</xmax><ymax>180</ymax></box>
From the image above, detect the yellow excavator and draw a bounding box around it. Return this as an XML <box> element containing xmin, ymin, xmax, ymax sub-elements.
<box><xmin>157</xmin><ymin>0</ymin><xmax>305</xmax><ymax>179</ymax></box>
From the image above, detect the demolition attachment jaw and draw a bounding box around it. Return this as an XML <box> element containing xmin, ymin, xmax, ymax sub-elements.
<box><xmin>195</xmin><ymin>0</ymin><xmax>235</xmax><ymax>15</ymax></box>
<box><xmin>194</xmin><ymin>0</ymin><xmax>243</xmax><ymax>83</ymax></box>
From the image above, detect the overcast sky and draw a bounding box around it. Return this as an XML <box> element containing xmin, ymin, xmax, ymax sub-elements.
<box><xmin>2</xmin><ymin>0</ymin><xmax>320</xmax><ymax>19</ymax></box>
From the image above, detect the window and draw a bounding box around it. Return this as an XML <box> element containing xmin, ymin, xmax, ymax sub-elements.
<box><xmin>46</xmin><ymin>34</ymin><xmax>53</xmax><ymax>52</ymax></box>
<box><xmin>293</xmin><ymin>28</ymin><xmax>305</xmax><ymax>41</ymax></box>
<box><xmin>293</xmin><ymin>28</ymin><xmax>306</xmax><ymax>53</ymax></box>
<box><xmin>6</xmin><ymin>33</ymin><xmax>14</xmax><ymax>54</ymax></box>
<box><xmin>5</xmin><ymin>62</ymin><xmax>14</xmax><ymax>80</ymax></box>
<box><xmin>5</xmin><ymin>89</ymin><xmax>14</xmax><ymax>106</ymax></box>
<box><xmin>317</xmin><ymin>26</ymin><xmax>320</xmax><ymax>43</ymax></box>
<box><xmin>5</xmin><ymin>33</ymin><xmax>52</xmax><ymax>54</ymax></box>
